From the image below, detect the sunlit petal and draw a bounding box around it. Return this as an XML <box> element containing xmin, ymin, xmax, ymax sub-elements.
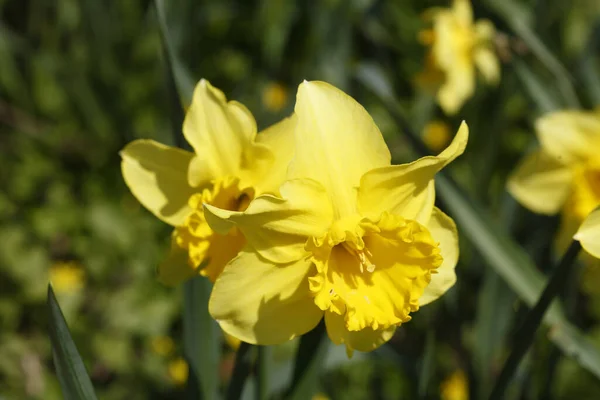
<box><xmin>204</xmin><ymin>179</ymin><xmax>334</xmax><ymax>264</ymax></box>
<box><xmin>358</xmin><ymin>122</ymin><xmax>468</xmax><ymax>222</ymax></box>
<box><xmin>420</xmin><ymin>207</ymin><xmax>459</xmax><ymax>305</ymax></box>
<box><xmin>183</xmin><ymin>80</ymin><xmax>257</xmax><ymax>185</ymax></box>
<box><xmin>474</xmin><ymin>47</ymin><xmax>500</xmax><ymax>85</ymax></box>
<box><xmin>209</xmin><ymin>250</ymin><xmax>322</xmax><ymax>345</ymax></box>
<box><xmin>507</xmin><ymin>150</ymin><xmax>573</xmax><ymax>215</ymax></box>
<box><xmin>120</xmin><ymin>139</ymin><xmax>197</xmax><ymax>226</ymax></box>
<box><xmin>289</xmin><ymin>81</ymin><xmax>391</xmax><ymax>217</ymax></box>
<box><xmin>324</xmin><ymin>311</ymin><xmax>395</xmax><ymax>356</ymax></box>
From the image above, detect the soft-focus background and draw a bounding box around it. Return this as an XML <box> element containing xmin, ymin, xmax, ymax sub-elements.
<box><xmin>2</xmin><ymin>0</ymin><xmax>600</xmax><ymax>399</ymax></box>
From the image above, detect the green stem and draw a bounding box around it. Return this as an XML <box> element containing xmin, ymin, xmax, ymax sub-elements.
<box><xmin>488</xmin><ymin>240</ymin><xmax>582</xmax><ymax>400</ymax></box>
<box><xmin>256</xmin><ymin>346</ymin><xmax>269</xmax><ymax>400</ymax></box>
<box><xmin>287</xmin><ymin>322</ymin><xmax>328</xmax><ymax>400</ymax></box>
<box><xmin>226</xmin><ymin>342</ymin><xmax>253</xmax><ymax>400</ymax></box>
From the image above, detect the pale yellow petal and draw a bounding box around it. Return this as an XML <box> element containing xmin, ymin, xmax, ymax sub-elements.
<box><xmin>452</xmin><ymin>0</ymin><xmax>473</xmax><ymax>27</ymax></box>
<box><xmin>575</xmin><ymin>208</ymin><xmax>600</xmax><ymax>259</ymax></box>
<box><xmin>209</xmin><ymin>250</ymin><xmax>322</xmax><ymax>345</ymax></box>
<box><xmin>204</xmin><ymin>179</ymin><xmax>334</xmax><ymax>264</ymax></box>
<box><xmin>474</xmin><ymin>47</ymin><xmax>500</xmax><ymax>85</ymax></box>
<box><xmin>536</xmin><ymin>110</ymin><xmax>600</xmax><ymax>164</ymax></box>
<box><xmin>324</xmin><ymin>311</ymin><xmax>395</xmax><ymax>356</ymax></box>
<box><xmin>507</xmin><ymin>150</ymin><xmax>573</xmax><ymax>215</ymax></box>
<box><xmin>420</xmin><ymin>207</ymin><xmax>459</xmax><ymax>306</ymax></box>
<box><xmin>120</xmin><ymin>139</ymin><xmax>196</xmax><ymax>226</ymax></box>
<box><xmin>240</xmin><ymin>115</ymin><xmax>296</xmax><ymax>196</ymax></box>
<box><xmin>289</xmin><ymin>81</ymin><xmax>391</xmax><ymax>218</ymax></box>
<box><xmin>358</xmin><ymin>122</ymin><xmax>468</xmax><ymax>223</ymax></box>
<box><xmin>437</xmin><ymin>58</ymin><xmax>475</xmax><ymax>115</ymax></box>
<box><xmin>183</xmin><ymin>79</ymin><xmax>257</xmax><ymax>185</ymax></box>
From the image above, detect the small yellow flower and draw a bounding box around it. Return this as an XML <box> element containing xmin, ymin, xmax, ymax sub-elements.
<box><xmin>120</xmin><ymin>79</ymin><xmax>295</xmax><ymax>286</ymax></box>
<box><xmin>440</xmin><ymin>370</ymin><xmax>469</xmax><ymax>400</ymax></box>
<box><xmin>49</xmin><ymin>261</ymin><xmax>85</xmax><ymax>294</ymax></box>
<box><xmin>423</xmin><ymin>121</ymin><xmax>451</xmax><ymax>152</ymax></box>
<box><xmin>151</xmin><ymin>336</ymin><xmax>175</xmax><ymax>357</ymax></box>
<box><xmin>419</xmin><ymin>0</ymin><xmax>500</xmax><ymax>115</ymax></box>
<box><xmin>508</xmin><ymin>110</ymin><xmax>600</xmax><ymax>259</ymax></box>
<box><xmin>168</xmin><ymin>357</ymin><xmax>189</xmax><ymax>385</ymax></box>
<box><xmin>204</xmin><ymin>81</ymin><xmax>467</xmax><ymax>355</ymax></box>
<box><xmin>262</xmin><ymin>82</ymin><xmax>288</xmax><ymax>112</ymax></box>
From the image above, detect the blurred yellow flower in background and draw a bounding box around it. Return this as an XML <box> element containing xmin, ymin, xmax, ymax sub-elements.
<box><xmin>49</xmin><ymin>261</ymin><xmax>85</xmax><ymax>294</ymax></box>
<box><xmin>151</xmin><ymin>336</ymin><xmax>175</xmax><ymax>357</ymax></box>
<box><xmin>168</xmin><ymin>357</ymin><xmax>189</xmax><ymax>386</ymax></box>
<box><xmin>120</xmin><ymin>79</ymin><xmax>294</xmax><ymax>286</ymax></box>
<box><xmin>262</xmin><ymin>82</ymin><xmax>289</xmax><ymax>112</ymax></box>
<box><xmin>205</xmin><ymin>81</ymin><xmax>467</xmax><ymax>355</ymax></box>
<box><xmin>423</xmin><ymin>120</ymin><xmax>451</xmax><ymax>152</ymax></box>
<box><xmin>419</xmin><ymin>0</ymin><xmax>500</xmax><ymax>115</ymax></box>
<box><xmin>440</xmin><ymin>370</ymin><xmax>469</xmax><ymax>400</ymax></box>
<box><xmin>508</xmin><ymin>110</ymin><xmax>600</xmax><ymax>259</ymax></box>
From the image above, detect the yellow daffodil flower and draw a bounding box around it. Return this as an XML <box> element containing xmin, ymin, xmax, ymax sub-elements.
<box><xmin>508</xmin><ymin>110</ymin><xmax>600</xmax><ymax>259</ymax></box>
<box><xmin>204</xmin><ymin>81</ymin><xmax>467</xmax><ymax>355</ymax></box>
<box><xmin>120</xmin><ymin>79</ymin><xmax>294</xmax><ymax>285</ymax></box>
<box><xmin>575</xmin><ymin>208</ymin><xmax>600</xmax><ymax>259</ymax></box>
<box><xmin>419</xmin><ymin>0</ymin><xmax>500</xmax><ymax>115</ymax></box>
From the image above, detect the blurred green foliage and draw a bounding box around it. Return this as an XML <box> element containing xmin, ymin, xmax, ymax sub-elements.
<box><xmin>2</xmin><ymin>0</ymin><xmax>600</xmax><ymax>399</ymax></box>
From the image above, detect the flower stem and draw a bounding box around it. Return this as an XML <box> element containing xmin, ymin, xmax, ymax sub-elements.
<box><xmin>226</xmin><ymin>342</ymin><xmax>253</xmax><ymax>400</ymax></box>
<box><xmin>256</xmin><ymin>346</ymin><xmax>269</xmax><ymax>400</ymax></box>
<box><xmin>287</xmin><ymin>321</ymin><xmax>328</xmax><ymax>400</ymax></box>
<box><xmin>488</xmin><ymin>240</ymin><xmax>581</xmax><ymax>399</ymax></box>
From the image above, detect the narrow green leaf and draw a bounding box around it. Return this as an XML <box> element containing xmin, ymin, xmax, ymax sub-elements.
<box><xmin>226</xmin><ymin>342</ymin><xmax>254</xmax><ymax>400</ymax></box>
<box><xmin>483</xmin><ymin>0</ymin><xmax>580</xmax><ymax>108</ymax></box>
<box><xmin>489</xmin><ymin>241</ymin><xmax>582</xmax><ymax>399</ymax></box>
<box><xmin>154</xmin><ymin>0</ymin><xmax>196</xmax><ymax>106</ymax></box>
<box><xmin>418</xmin><ymin>330</ymin><xmax>436</xmax><ymax>398</ymax></box>
<box><xmin>513</xmin><ymin>59</ymin><xmax>560</xmax><ymax>114</ymax></box>
<box><xmin>286</xmin><ymin>322</ymin><xmax>328</xmax><ymax>400</ymax></box>
<box><xmin>578</xmin><ymin>22</ymin><xmax>600</xmax><ymax>106</ymax></box>
<box><xmin>47</xmin><ymin>285</ymin><xmax>98</xmax><ymax>400</ymax></box>
<box><xmin>256</xmin><ymin>346</ymin><xmax>270</xmax><ymax>400</ymax></box>
<box><xmin>183</xmin><ymin>277</ymin><xmax>221</xmax><ymax>400</ymax></box>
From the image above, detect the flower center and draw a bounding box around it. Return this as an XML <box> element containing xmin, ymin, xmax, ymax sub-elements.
<box><xmin>566</xmin><ymin>163</ymin><xmax>600</xmax><ymax>221</ymax></box>
<box><xmin>307</xmin><ymin>213</ymin><xmax>443</xmax><ymax>331</ymax></box>
<box><xmin>174</xmin><ymin>176</ymin><xmax>253</xmax><ymax>281</ymax></box>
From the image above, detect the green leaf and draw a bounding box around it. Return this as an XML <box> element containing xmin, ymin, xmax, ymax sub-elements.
<box><xmin>418</xmin><ymin>330</ymin><xmax>436</xmax><ymax>398</ymax></box>
<box><xmin>286</xmin><ymin>322</ymin><xmax>328</xmax><ymax>400</ymax></box>
<box><xmin>183</xmin><ymin>277</ymin><xmax>221</xmax><ymax>400</ymax></box>
<box><xmin>47</xmin><ymin>284</ymin><xmax>98</xmax><ymax>400</ymax></box>
<box><xmin>513</xmin><ymin>58</ymin><xmax>561</xmax><ymax>114</ymax></box>
<box><xmin>226</xmin><ymin>342</ymin><xmax>254</xmax><ymax>400</ymax></box>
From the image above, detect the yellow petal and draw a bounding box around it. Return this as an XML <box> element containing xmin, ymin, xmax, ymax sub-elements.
<box><xmin>183</xmin><ymin>80</ymin><xmax>257</xmax><ymax>185</ymax></box>
<box><xmin>452</xmin><ymin>0</ymin><xmax>473</xmax><ymax>27</ymax></box>
<box><xmin>507</xmin><ymin>150</ymin><xmax>573</xmax><ymax>215</ymax></box>
<box><xmin>437</xmin><ymin>57</ymin><xmax>475</xmax><ymax>115</ymax></box>
<box><xmin>420</xmin><ymin>207</ymin><xmax>459</xmax><ymax>306</ymax></box>
<box><xmin>575</xmin><ymin>208</ymin><xmax>600</xmax><ymax>259</ymax></box>
<box><xmin>358</xmin><ymin>122</ymin><xmax>468</xmax><ymax>223</ymax></box>
<box><xmin>474</xmin><ymin>47</ymin><xmax>500</xmax><ymax>85</ymax></box>
<box><xmin>209</xmin><ymin>250</ymin><xmax>322</xmax><ymax>345</ymax></box>
<box><xmin>120</xmin><ymin>139</ymin><xmax>196</xmax><ymax>226</ymax></box>
<box><xmin>158</xmin><ymin>235</ymin><xmax>196</xmax><ymax>286</ymax></box>
<box><xmin>240</xmin><ymin>115</ymin><xmax>296</xmax><ymax>196</ymax></box>
<box><xmin>204</xmin><ymin>179</ymin><xmax>333</xmax><ymax>264</ymax></box>
<box><xmin>289</xmin><ymin>81</ymin><xmax>391</xmax><ymax>218</ymax></box>
<box><xmin>536</xmin><ymin>110</ymin><xmax>600</xmax><ymax>164</ymax></box>
<box><xmin>324</xmin><ymin>311</ymin><xmax>395</xmax><ymax>356</ymax></box>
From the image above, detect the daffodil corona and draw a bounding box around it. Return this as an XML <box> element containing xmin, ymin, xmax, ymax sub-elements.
<box><xmin>120</xmin><ymin>80</ymin><xmax>293</xmax><ymax>285</ymax></box>
<box><xmin>418</xmin><ymin>0</ymin><xmax>500</xmax><ymax>115</ymax></box>
<box><xmin>205</xmin><ymin>81</ymin><xmax>467</xmax><ymax>354</ymax></box>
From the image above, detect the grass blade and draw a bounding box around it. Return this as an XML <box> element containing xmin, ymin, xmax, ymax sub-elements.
<box><xmin>183</xmin><ymin>276</ymin><xmax>221</xmax><ymax>400</ymax></box>
<box><xmin>489</xmin><ymin>241</ymin><xmax>582</xmax><ymax>399</ymax></box>
<box><xmin>47</xmin><ymin>285</ymin><xmax>98</xmax><ymax>400</ymax></box>
<box><xmin>286</xmin><ymin>322</ymin><xmax>328</xmax><ymax>400</ymax></box>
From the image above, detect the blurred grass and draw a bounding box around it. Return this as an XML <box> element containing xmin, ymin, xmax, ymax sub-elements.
<box><xmin>2</xmin><ymin>0</ymin><xmax>600</xmax><ymax>399</ymax></box>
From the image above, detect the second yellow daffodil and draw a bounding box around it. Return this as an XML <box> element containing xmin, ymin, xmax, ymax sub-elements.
<box><xmin>205</xmin><ymin>81</ymin><xmax>468</xmax><ymax>355</ymax></box>
<box><xmin>120</xmin><ymin>80</ymin><xmax>293</xmax><ymax>285</ymax></box>
<box><xmin>419</xmin><ymin>0</ymin><xmax>500</xmax><ymax>115</ymax></box>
